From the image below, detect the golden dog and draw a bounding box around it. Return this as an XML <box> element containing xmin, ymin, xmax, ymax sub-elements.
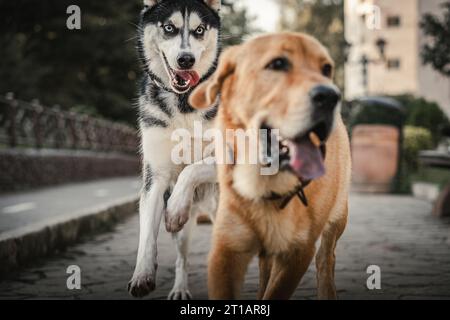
<box><xmin>189</xmin><ymin>32</ymin><xmax>351</xmax><ymax>300</ymax></box>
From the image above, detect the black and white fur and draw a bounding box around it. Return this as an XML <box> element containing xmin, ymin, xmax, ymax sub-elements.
<box><xmin>128</xmin><ymin>0</ymin><xmax>221</xmax><ymax>299</ymax></box>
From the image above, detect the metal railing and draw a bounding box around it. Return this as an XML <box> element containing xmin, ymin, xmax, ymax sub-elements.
<box><xmin>0</xmin><ymin>93</ymin><xmax>138</xmax><ymax>154</ymax></box>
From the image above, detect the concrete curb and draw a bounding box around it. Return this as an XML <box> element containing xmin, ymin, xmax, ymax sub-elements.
<box><xmin>0</xmin><ymin>195</ymin><xmax>139</xmax><ymax>279</ymax></box>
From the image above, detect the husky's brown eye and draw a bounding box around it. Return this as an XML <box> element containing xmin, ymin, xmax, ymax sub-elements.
<box><xmin>322</xmin><ymin>63</ymin><xmax>333</xmax><ymax>78</ymax></box>
<box><xmin>266</xmin><ymin>57</ymin><xmax>291</xmax><ymax>72</ymax></box>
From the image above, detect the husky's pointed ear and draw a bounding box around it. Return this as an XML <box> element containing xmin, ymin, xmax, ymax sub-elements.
<box><xmin>204</xmin><ymin>0</ymin><xmax>221</xmax><ymax>12</ymax></box>
<box><xmin>143</xmin><ymin>0</ymin><xmax>161</xmax><ymax>8</ymax></box>
<box><xmin>190</xmin><ymin>46</ymin><xmax>239</xmax><ymax>110</ymax></box>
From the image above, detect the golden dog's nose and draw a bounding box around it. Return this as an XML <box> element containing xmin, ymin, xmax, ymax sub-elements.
<box><xmin>310</xmin><ymin>85</ymin><xmax>341</xmax><ymax>110</ymax></box>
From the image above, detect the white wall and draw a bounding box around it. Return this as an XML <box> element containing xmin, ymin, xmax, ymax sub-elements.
<box><xmin>344</xmin><ymin>0</ymin><xmax>450</xmax><ymax>119</ymax></box>
<box><xmin>238</xmin><ymin>0</ymin><xmax>280</xmax><ymax>33</ymax></box>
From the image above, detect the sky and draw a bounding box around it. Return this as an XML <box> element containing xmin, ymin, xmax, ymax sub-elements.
<box><xmin>237</xmin><ymin>0</ymin><xmax>280</xmax><ymax>32</ymax></box>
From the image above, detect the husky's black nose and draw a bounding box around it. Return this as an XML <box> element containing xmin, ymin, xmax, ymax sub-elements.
<box><xmin>177</xmin><ymin>53</ymin><xmax>196</xmax><ymax>70</ymax></box>
<box><xmin>310</xmin><ymin>85</ymin><xmax>341</xmax><ymax>110</ymax></box>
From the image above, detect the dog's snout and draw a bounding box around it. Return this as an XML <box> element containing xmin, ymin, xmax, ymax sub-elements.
<box><xmin>310</xmin><ymin>85</ymin><xmax>341</xmax><ymax>110</ymax></box>
<box><xmin>177</xmin><ymin>53</ymin><xmax>196</xmax><ymax>70</ymax></box>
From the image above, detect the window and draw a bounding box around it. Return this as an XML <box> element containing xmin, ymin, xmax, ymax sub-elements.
<box><xmin>387</xmin><ymin>59</ymin><xmax>401</xmax><ymax>70</ymax></box>
<box><xmin>387</xmin><ymin>16</ymin><xmax>401</xmax><ymax>27</ymax></box>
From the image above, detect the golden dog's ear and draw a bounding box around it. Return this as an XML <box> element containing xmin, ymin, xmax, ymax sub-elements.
<box><xmin>189</xmin><ymin>46</ymin><xmax>239</xmax><ymax>109</ymax></box>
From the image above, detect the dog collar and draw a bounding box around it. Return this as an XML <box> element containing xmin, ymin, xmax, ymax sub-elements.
<box><xmin>264</xmin><ymin>179</ymin><xmax>311</xmax><ymax>209</ymax></box>
<box><xmin>263</xmin><ymin>144</ymin><xmax>326</xmax><ymax>210</ymax></box>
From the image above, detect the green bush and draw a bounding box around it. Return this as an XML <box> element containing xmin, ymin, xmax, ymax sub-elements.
<box><xmin>375</xmin><ymin>126</ymin><xmax>433</xmax><ymax>194</ymax></box>
<box><xmin>396</xmin><ymin>126</ymin><xmax>434</xmax><ymax>194</ymax></box>
<box><xmin>389</xmin><ymin>95</ymin><xmax>450</xmax><ymax>145</ymax></box>
<box><xmin>403</xmin><ymin>126</ymin><xmax>434</xmax><ymax>170</ymax></box>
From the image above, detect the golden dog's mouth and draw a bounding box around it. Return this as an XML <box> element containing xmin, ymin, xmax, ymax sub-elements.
<box><xmin>161</xmin><ymin>52</ymin><xmax>200</xmax><ymax>93</ymax></box>
<box><xmin>275</xmin><ymin>121</ymin><xmax>329</xmax><ymax>181</ymax></box>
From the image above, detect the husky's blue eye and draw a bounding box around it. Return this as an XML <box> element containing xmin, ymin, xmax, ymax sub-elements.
<box><xmin>195</xmin><ymin>26</ymin><xmax>206</xmax><ymax>36</ymax></box>
<box><xmin>266</xmin><ymin>57</ymin><xmax>291</xmax><ymax>72</ymax></box>
<box><xmin>163</xmin><ymin>24</ymin><xmax>176</xmax><ymax>34</ymax></box>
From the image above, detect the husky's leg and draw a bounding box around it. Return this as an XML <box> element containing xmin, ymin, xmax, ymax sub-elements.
<box><xmin>168</xmin><ymin>208</ymin><xmax>198</xmax><ymax>300</ymax></box>
<box><xmin>128</xmin><ymin>170</ymin><xmax>169</xmax><ymax>298</ymax></box>
<box><xmin>165</xmin><ymin>158</ymin><xmax>217</xmax><ymax>233</ymax></box>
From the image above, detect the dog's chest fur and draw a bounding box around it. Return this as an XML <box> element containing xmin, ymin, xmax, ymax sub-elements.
<box><xmin>217</xmin><ymin>170</ymin><xmax>312</xmax><ymax>255</ymax></box>
<box><xmin>139</xmin><ymin>77</ymin><xmax>217</xmax><ymax>179</ymax></box>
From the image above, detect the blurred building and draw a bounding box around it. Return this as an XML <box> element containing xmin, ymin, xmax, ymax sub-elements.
<box><xmin>345</xmin><ymin>0</ymin><xmax>450</xmax><ymax>117</ymax></box>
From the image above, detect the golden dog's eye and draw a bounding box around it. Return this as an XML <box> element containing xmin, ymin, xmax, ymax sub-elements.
<box><xmin>322</xmin><ymin>63</ymin><xmax>333</xmax><ymax>78</ymax></box>
<box><xmin>266</xmin><ymin>57</ymin><xmax>291</xmax><ymax>72</ymax></box>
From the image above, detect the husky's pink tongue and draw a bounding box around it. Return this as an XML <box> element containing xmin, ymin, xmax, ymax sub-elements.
<box><xmin>288</xmin><ymin>138</ymin><xmax>325</xmax><ymax>181</ymax></box>
<box><xmin>176</xmin><ymin>71</ymin><xmax>200</xmax><ymax>86</ymax></box>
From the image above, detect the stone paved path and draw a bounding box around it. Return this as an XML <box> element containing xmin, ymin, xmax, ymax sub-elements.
<box><xmin>0</xmin><ymin>194</ymin><xmax>449</xmax><ymax>300</ymax></box>
<box><xmin>0</xmin><ymin>177</ymin><xmax>140</xmax><ymax>234</ymax></box>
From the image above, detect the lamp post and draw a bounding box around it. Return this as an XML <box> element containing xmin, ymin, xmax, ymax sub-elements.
<box><xmin>345</xmin><ymin>37</ymin><xmax>389</xmax><ymax>96</ymax></box>
<box><xmin>360</xmin><ymin>37</ymin><xmax>388</xmax><ymax>96</ymax></box>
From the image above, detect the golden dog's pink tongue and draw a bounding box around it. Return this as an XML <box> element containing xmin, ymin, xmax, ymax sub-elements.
<box><xmin>288</xmin><ymin>138</ymin><xmax>325</xmax><ymax>181</ymax></box>
<box><xmin>177</xmin><ymin>71</ymin><xmax>200</xmax><ymax>86</ymax></box>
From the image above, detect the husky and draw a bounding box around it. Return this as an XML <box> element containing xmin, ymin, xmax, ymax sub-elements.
<box><xmin>128</xmin><ymin>0</ymin><xmax>221</xmax><ymax>299</ymax></box>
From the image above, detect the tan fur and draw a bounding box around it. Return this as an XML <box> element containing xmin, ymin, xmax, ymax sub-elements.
<box><xmin>190</xmin><ymin>32</ymin><xmax>351</xmax><ymax>300</ymax></box>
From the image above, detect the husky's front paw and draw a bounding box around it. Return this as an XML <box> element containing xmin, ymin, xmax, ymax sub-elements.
<box><xmin>165</xmin><ymin>210</ymin><xmax>190</xmax><ymax>233</ymax></box>
<box><xmin>168</xmin><ymin>287</ymin><xmax>193</xmax><ymax>300</ymax></box>
<box><xmin>128</xmin><ymin>272</ymin><xmax>156</xmax><ymax>298</ymax></box>
<box><xmin>165</xmin><ymin>195</ymin><xmax>191</xmax><ymax>233</ymax></box>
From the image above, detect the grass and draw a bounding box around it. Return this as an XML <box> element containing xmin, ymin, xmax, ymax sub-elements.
<box><xmin>412</xmin><ymin>166</ymin><xmax>450</xmax><ymax>190</ymax></box>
